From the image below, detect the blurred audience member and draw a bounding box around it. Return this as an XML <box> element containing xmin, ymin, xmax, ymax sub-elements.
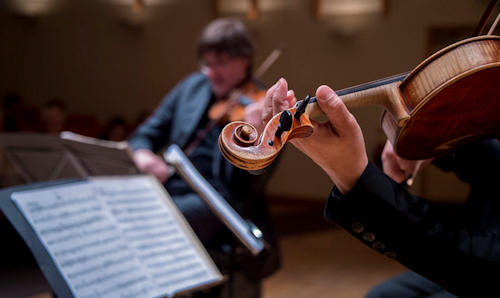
<box><xmin>40</xmin><ymin>98</ymin><xmax>67</xmax><ymax>135</ymax></box>
<box><xmin>99</xmin><ymin>116</ymin><xmax>129</xmax><ymax>142</ymax></box>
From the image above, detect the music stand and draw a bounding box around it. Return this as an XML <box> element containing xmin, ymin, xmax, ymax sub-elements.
<box><xmin>0</xmin><ymin>131</ymin><xmax>139</xmax><ymax>184</ymax></box>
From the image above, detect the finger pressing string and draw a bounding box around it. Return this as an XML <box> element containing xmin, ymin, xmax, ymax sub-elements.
<box><xmin>315</xmin><ymin>85</ymin><xmax>354</xmax><ymax>135</ymax></box>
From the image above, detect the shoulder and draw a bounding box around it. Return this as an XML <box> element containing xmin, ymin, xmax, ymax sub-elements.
<box><xmin>181</xmin><ymin>72</ymin><xmax>210</xmax><ymax>88</ymax></box>
<box><xmin>162</xmin><ymin>72</ymin><xmax>210</xmax><ymax>103</ymax></box>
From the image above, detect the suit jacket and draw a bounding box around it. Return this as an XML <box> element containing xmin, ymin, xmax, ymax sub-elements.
<box><xmin>325</xmin><ymin>139</ymin><xmax>500</xmax><ymax>297</ymax></box>
<box><xmin>129</xmin><ymin>72</ymin><xmax>280</xmax><ymax>281</ymax></box>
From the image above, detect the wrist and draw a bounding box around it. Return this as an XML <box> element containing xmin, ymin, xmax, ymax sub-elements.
<box><xmin>328</xmin><ymin>157</ymin><xmax>368</xmax><ymax>194</ymax></box>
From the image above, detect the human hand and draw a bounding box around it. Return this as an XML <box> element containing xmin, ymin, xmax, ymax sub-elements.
<box><xmin>381</xmin><ymin>140</ymin><xmax>431</xmax><ymax>184</ymax></box>
<box><xmin>288</xmin><ymin>85</ymin><xmax>368</xmax><ymax>194</ymax></box>
<box><xmin>245</xmin><ymin>78</ymin><xmax>296</xmax><ymax>135</ymax></box>
<box><xmin>243</xmin><ymin>100</ymin><xmax>265</xmax><ymax>133</ymax></box>
<box><xmin>133</xmin><ymin>149</ymin><xmax>172</xmax><ymax>183</ymax></box>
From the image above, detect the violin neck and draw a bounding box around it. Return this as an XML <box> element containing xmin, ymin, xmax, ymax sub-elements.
<box><xmin>341</xmin><ymin>81</ymin><xmax>410</xmax><ymax>124</ymax></box>
<box><xmin>337</xmin><ymin>72</ymin><xmax>408</xmax><ymax>96</ymax></box>
<box><xmin>306</xmin><ymin>72</ymin><xmax>411</xmax><ymax>126</ymax></box>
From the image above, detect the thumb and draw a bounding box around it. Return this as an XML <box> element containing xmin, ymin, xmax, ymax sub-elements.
<box><xmin>315</xmin><ymin>85</ymin><xmax>355</xmax><ymax>135</ymax></box>
<box><xmin>272</xmin><ymin>78</ymin><xmax>290</xmax><ymax>115</ymax></box>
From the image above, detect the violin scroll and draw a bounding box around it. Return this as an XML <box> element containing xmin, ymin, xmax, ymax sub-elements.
<box><xmin>218</xmin><ymin>99</ymin><xmax>323</xmax><ymax>170</ymax></box>
<box><xmin>233</xmin><ymin>123</ymin><xmax>259</xmax><ymax>147</ymax></box>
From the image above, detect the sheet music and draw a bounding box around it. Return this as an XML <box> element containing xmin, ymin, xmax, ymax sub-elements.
<box><xmin>11</xmin><ymin>176</ymin><xmax>222</xmax><ymax>298</ymax></box>
<box><xmin>92</xmin><ymin>177</ymin><xmax>219</xmax><ymax>295</ymax></box>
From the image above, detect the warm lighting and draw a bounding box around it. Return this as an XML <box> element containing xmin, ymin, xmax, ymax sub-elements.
<box><xmin>316</xmin><ymin>0</ymin><xmax>385</xmax><ymax>17</ymax></box>
<box><xmin>215</xmin><ymin>0</ymin><xmax>259</xmax><ymax>20</ymax></box>
<box><xmin>108</xmin><ymin>0</ymin><xmax>176</xmax><ymax>9</ymax></box>
<box><xmin>107</xmin><ymin>0</ymin><xmax>176</xmax><ymax>26</ymax></box>
<box><xmin>215</xmin><ymin>0</ymin><xmax>298</xmax><ymax>20</ymax></box>
<box><xmin>216</xmin><ymin>0</ymin><xmax>250</xmax><ymax>14</ymax></box>
<box><xmin>258</xmin><ymin>0</ymin><xmax>290</xmax><ymax>12</ymax></box>
<box><xmin>108</xmin><ymin>0</ymin><xmax>174</xmax><ymax>5</ymax></box>
<box><xmin>6</xmin><ymin>0</ymin><xmax>61</xmax><ymax>17</ymax></box>
<box><xmin>132</xmin><ymin>0</ymin><xmax>145</xmax><ymax>13</ymax></box>
<box><xmin>316</xmin><ymin>0</ymin><xmax>387</xmax><ymax>36</ymax></box>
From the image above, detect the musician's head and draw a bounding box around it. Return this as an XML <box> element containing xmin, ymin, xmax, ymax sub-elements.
<box><xmin>197</xmin><ymin>18</ymin><xmax>253</xmax><ymax>98</ymax></box>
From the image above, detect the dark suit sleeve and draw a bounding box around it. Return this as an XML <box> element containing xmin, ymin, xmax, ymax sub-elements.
<box><xmin>324</xmin><ymin>140</ymin><xmax>500</xmax><ymax>296</ymax></box>
<box><xmin>325</xmin><ymin>162</ymin><xmax>444</xmax><ymax>265</ymax></box>
<box><xmin>432</xmin><ymin>139</ymin><xmax>500</xmax><ymax>185</ymax></box>
<box><xmin>128</xmin><ymin>81</ymin><xmax>184</xmax><ymax>152</ymax></box>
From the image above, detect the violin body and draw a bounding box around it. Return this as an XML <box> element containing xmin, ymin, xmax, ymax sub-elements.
<box><xmin>219</xmin><ymin>35</ymin><xmax>500</xmax><ymax>170</ymax></box>
<box><xmin>384</xmin><ymin>35</ymin><xmax>500</xmax><ymax>159</ymax></box>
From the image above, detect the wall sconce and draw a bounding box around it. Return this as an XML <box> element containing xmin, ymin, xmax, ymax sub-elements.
<box><xmin>214</xmin><ymin>0</ymin><xmax>294</xmax><ymax>20</ymax></box>
<box><xmin>258</xmin><ymin>0</ymin><xmax>290</xmax><ymax>12</ymax></box>
<box><xmin>109</xmin><ymin>0</ymin><xmax>176</xmax><ymax>27</ymax></box>
<box><xmin>6</xmin><ymin>0</ymin><xmax>61</xmax><ymax>17</ymax></box>
<box><xmin>109</xmin><ymin>0</ymin><xmax>176</xmax><ymax>13</ymax></box>
<box><xmin>316</xmin><ymin>0</ymin><xmax>387</xmax><ymax>36</ymax></box>
<box><xmin>214</xmin><ymin>0</ymin><xmax>259</xmax><ymax>20</ymax></box>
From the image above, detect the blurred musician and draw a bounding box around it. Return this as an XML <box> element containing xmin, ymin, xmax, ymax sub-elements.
<box><xmin>128</xmin><ymin>18</ymin><xmax>280</xmax><ymax>298</ymax></box>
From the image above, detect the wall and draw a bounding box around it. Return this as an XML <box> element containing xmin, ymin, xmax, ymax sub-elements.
<box><xmin>0</xmin><ymin>0</ymin><xmax>492</xmax><ymax>201</ymax></box>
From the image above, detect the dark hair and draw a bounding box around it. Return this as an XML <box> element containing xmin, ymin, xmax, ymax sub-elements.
<box><xmin>197</xmin><ymin>18</ymin><xmax>254</xmax><ymax>59</ymax></box>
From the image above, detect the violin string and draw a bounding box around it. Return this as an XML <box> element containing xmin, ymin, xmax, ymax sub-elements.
<box><xmin>335</xmin><ymin>72</ymin><xmax>409</xmax><ymax>97</ymax></box>
<box><xmin>487</xmin><ymin>11</ymin><xmax>500</xmax><ymax>34</ymax></box>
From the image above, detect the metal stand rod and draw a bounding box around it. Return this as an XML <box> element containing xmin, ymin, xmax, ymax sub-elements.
<box><xmin>163</xmin><ymin>144</ymin><xmax>264</xmax><ymax>256</ymax></box>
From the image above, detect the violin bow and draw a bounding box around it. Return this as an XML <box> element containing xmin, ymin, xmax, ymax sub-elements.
<box><xmin>472</xmin><ymin>0</ymin><xmax>498</xmax><ymax>36</ymax></box>
<box><xmin>487</xmin><ymin>10</ymin><xmax>500</xmax><ymax>34</ymax></box>
<box><xmin>253</xmin><ymin>43</ymin><xmax>285</xmax><ymax>80</ymax></box>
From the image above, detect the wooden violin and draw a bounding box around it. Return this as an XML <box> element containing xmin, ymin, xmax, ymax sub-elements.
<box><xmin>208</xmin><ymin>80</ymin><xmax>266</xmax><ymax>124</ymax></box>
<box><xmin>219</xmin><ymin>35</ymin><xmax>500</xmax><ymax>171</ymax></box>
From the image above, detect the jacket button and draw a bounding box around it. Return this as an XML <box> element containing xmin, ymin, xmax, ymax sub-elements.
<box><xmin>352</xmin><ymin>222</ymin><xmax>364</xmax><ymax>233</ymax></box>
<box><xmin>384</xmin><ymin>251</ymin><xmax>397</xmax><ymax>259</ymax></box>
<box><xmin>363</xmin><ymin>232</ymin><xmax>375</xmax><ymax>242</ymax></box>
<box><xmin>372</xmin><ymin>242</ymin><xmax>385</xmax><ymax>251</ymax></box>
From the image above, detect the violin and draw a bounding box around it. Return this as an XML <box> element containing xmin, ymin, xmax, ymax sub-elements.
<box><xmin>208</xmin><ymin>80</ymin><xmax>266</xmax><ymax>124</ymax></box>
<box><xmin>219</xmin><ymin>35</ymin><xmax>500</xmax><ymax>171</ymax></box>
